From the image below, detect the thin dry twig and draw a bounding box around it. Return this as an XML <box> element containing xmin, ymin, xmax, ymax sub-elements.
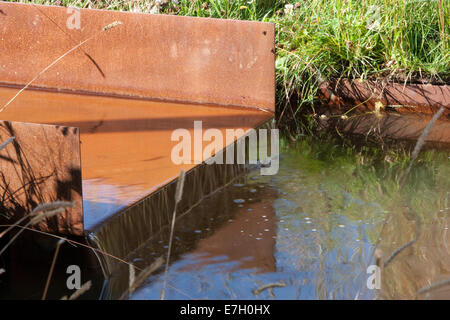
<box><xmin>31</xmin><ymin>4</ymin><xmax>106</xmax><ymax>78</ymax></box>
<box><xmin>359</xmin><ymin>106</ymin><xmax>445</xmax><ymax>294</ymax></box>
<box><xmin>29</xmin><ymin>207</ymin><xmax>66</xmax><ymax>225</ymax></box>
<box><xmin>383</xmin><ymin>239</ymin><xmax>416</xmax><ymax>268</ymax></box>
<box><xmin>0</xmin><ymin>21</ymin><xmax>122</xmax><ymax>113</ymax></box>
<box><xmin>31</xmin><ymin>201</ymin><xmax>74</xmax><ymax>215</ymax></box>
<box><xmin>0</xmin><ymin>202</ymin><xmax>70</xmax><ymax>256</ymax></box>
<box><xmin>0</xmin><ymin>224</ymin><xmax>140</xmax><ymax>271</ymax></box>
<box><xmin>399</xmin><ymin>106</ymin><xmax>445</xmax><ymax>191</ymax></box>
<box><xmin>166</xmin><ymin>282</ymin><xmax>196</xmax><ymax>300</ymax></box>
<box><xmin>0</xmin><ymin>137</ymin><xmax>15</xmax><ymax>152</ymax></box>
<box><xmin>161</xmin><ymin>169</ymin><xmax>186</xmax><ymax>300</ymax></box>
<box><xmin>129</xmin><ymin>263</ymin><xmax>136</xmax><ymax>295</ymax></box>
<box><xmin>0</xmin><ymin>215</ymin><xmax>28</xmax><ymax>239</ymax></box>
<box><xmin>61</xmin><ymin>280</ymin><xmax>92</xmax><ymax>300</ymax></box>
<box><xmin>120</xmin><ymin>257</ymin><xmax>165</xmax><ymax>300</ymax></box>
<box><xmin>253</xmin><ymin>282</ymin><xmax>286</xmax><ymax>295</ymax></box>
<box><xmin>42</xmin><ymin>238</ymin><xmax>66</xmax><ymax>300</ymax></box>
<box><xmin>0</xmin><ymin>201</ymin><xmax>73</xmax><ymax>240</ymax></box>
<box><xmin>417</xmin><ymin>278</ymin><xmax>450</xmax><ymax>296</ymax></box>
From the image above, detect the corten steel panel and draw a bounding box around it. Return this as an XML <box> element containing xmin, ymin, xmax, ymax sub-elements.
<box><xmin>320</xmin><ymin>80</ymin><xmax>450</xmax><ymax>116</ymax></box>
<box><xmin>0</xmin><ymin>87</ymin><xmax>273</xmax><ymax>233</ymax></box>
<box><xmin>0</xmin><ymin>2</ymin><xmax>276</xmax><ymax>112</ymax></box>
<box><xmin>339</xmin><ymin>113</ymin><xmax>450</xmax><ymax>144</ymax></box>
<box><xmin>0</xmin><ymin>120</ymin><xmax>83</xmax><ymax>235</ymax></box>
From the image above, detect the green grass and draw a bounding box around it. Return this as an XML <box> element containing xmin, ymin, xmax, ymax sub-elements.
<box><xmin>9</xmin><ymin>0</ymin><xmax>450</xmax><ymax>131</ymax></box>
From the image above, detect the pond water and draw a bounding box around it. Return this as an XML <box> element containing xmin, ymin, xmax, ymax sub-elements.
<box><xmin>106</xmin><ymin>137</ymin><xmax>449</xmax><ymax>300</ymax></box>
<box><xmin>1</xmin><ymin>136</ymin><xmax>448</xmax><ymax>299</ymax></box>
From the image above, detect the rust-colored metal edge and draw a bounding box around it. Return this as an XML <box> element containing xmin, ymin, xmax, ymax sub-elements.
<box><xmin>319</xmin><ymin>79</ymin><xmax>450</xmax><ymax>116</ymax></box>
<box><xmin>0</xmin><ymin>2</ymin><xmax>276</xmax><ymax>112</ymax></box>
<box><xmin>0</xmin><ymin>120</ymin><xmax>83</xmax><ymax>235</ymax></box>
<box><xmin>0</xmin><ymin>86</ymin><xmax>273</xmax><ymax>232</ymax></box>
<box><xmin>0</xmin><ymin>3</ymin><xmax>276</xmax><ymax>238</ymax></box>
<box><xmin>0</xmin><ymin>81</ymin><xmax>273</xmax><ymax>114</ymax></box>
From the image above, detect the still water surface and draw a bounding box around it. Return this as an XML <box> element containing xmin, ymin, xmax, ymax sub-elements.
<box><xmin>110</xmin><ymin>138</ymin><xmax>449</xmax><ymax>300</ymax></box>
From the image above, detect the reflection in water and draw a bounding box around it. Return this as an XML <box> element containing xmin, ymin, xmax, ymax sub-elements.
<box><xmin>178</xmin><ymin>186</ymin><xmax>277</xmax><ymax>274</ymax></box>
<box><xmin>82</xmin><ymin>180</ymin><xmax>145</xmax><ymax>230</ymax></box>
<box><xmin>108</xmin><ymin>137</ymin><xmax>448</xmax><ymax>300</ymax></box>
<box><xmin>103</xmin><ymin>180</ymin><xmax>278</xmax><ymax>299</ymax></box>
<box><xmin>1</xmin><ymin>135</ymin><xmax>448</xmax><ymax>300</ymax></box>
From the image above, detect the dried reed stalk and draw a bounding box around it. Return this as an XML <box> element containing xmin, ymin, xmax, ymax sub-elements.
<box><xmin>42</xmin><ymin>238</ymin><xmax>66</xmax><ymax>300</ymax></box>
<box><xmin>61</xmin><ymin>281</ymin><xmax>92</xmax><ymax>300</ymax></box>
<box><xmin>120</xmin><ymin>257</ymin><xmax>165</xmax><ymax>300</ymax></box>
<box><xmin>0</xmin><ymin>21</ymin><xmax>122</xmax><ymax>113</ymax></box>
<box><xmin>0</xmin><ymin>137</ymin><xmax>15</xmax><ymax>152</ymax></box>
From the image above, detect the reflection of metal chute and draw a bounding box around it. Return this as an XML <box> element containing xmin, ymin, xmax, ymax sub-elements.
<box><xmin>101</xmin><ymin>177</ymin><xmax>278</xmax><ymax>299</ymax></box>
<box><xmin>318</xmin><ymin>79</ymin><xmax>450</xmax><ymax>145</ymax></box>
<box><xmin>379</xmin><ymin>209</ymin><xmax>450</xmax><ymax>299</ymax></box>
<box><xmin>179</xmin><ymin>184</ymin><xmax>277</xmax><ymax>274</ymax></box>
<box><xmin>0</xmin><ymin>2</ymin><xmax>276</xmax><ymax>299</ymax></box>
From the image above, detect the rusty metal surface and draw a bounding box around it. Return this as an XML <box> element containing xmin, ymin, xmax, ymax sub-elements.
<box><xmin>0</xmin><ymin>3</ymin><xmax>275</xmax><ymax>236</ymax></box>
<box><xmin>0</xmin><ymin>2</ymin><xmax>275</xmax><ymax>112</ymax></box>
<box><xmin>320</xmin><ymin>79</ymin><xmax>450</xmax><ymax>116</ymax></box>
<box><xmin>0</xmin><ymin>87</ymin><xmax>273</xmax><ymax>233</ymax></box>
<box><xmin>0</xmin><ymin>120</ymin><xmax>83</xmax><ymax>235</ymax></box>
